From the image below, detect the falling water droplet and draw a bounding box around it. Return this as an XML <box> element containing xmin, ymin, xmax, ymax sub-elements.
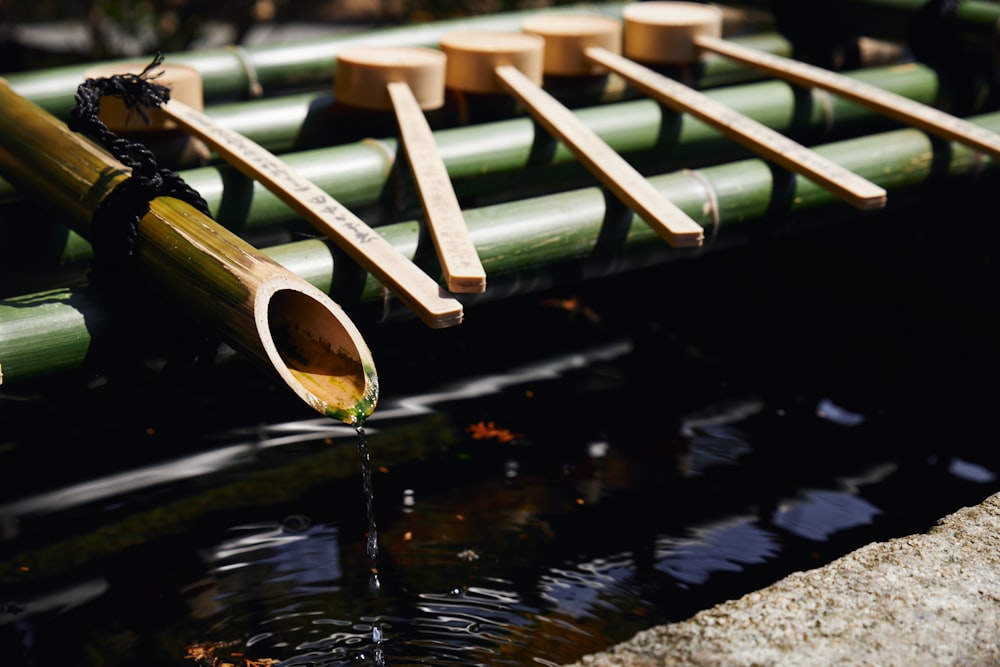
<box><xmin>355</xmin><ymin>421</ymin><xmax>385</xmax><ymax>667</ymax></box>
<box><xmin>371</xmin><ymin>621</ymin><xmax>385</xmax><ymax>667</ymax></box>
<box><xmin>355</xmin><ymin>423</ymin><xmax>380</xmax><ymax>560</ymax></box>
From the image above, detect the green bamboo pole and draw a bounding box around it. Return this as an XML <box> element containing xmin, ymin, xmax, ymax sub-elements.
<box><xmin>0</xmin><ymin>78</ymin><xmax>378</xmax><ymax>424</ymax></box>
<box><xmin>2</xmin><ymin>4</ymin><xmax>631</xmax><ymax>117</ymax></box>
<box><xmin>3</xmin><ymin>109</ymin><xmax>997</xmax><ymax>384</ymax></box>
<box><xmin>0</xmin><ymin>60</ymin><xmax>944</xmax><ymax>291</ymax></box>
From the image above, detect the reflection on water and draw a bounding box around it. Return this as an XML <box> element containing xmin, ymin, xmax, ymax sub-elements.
<box><xmin>655</xmin><ymin>520</ymin><xmax>781</xmax><ymax>586</ymax></box>
<box><xmin>4</xmin><ymin>212</ymin><xmax>1000</xmax><ymax>665</ymax></box>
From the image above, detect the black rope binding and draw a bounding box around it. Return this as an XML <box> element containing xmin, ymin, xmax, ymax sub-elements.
<box><xmin>69</xmin><ymin>52</ymin><xmax>213</xmax><ymax>288</ymax></box>
<box><xmin>69</xmin><ymin>53</ymin><xmax>218</xmax><ymax>375</ymax></box>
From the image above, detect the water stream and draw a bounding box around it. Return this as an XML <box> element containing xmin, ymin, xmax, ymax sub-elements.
<box><xmin>355</xmin><ymin>422</ymin><xmax>385</xmax><ymax>665</ymax></box>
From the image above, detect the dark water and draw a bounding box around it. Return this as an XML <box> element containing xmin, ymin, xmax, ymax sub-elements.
<box><xmin>3</xmin><ymin>188</ymin><xmax>1000</xmax><ymax>666</ymax></box>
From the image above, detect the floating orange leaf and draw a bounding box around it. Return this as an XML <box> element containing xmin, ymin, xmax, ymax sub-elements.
<box><xmin>185</xmin><ymin>641</ymin><xmax>278</xmax><ymax>667</ymax></box>
<box><xmin>540</xmin><ymin>295</ymin><xmax>601</xmax><ymax>323</ymax></box>
<box><xmin>466</xmin><ymin>421</ymin><xmax>523</xmax><ymax>443</ymax></box>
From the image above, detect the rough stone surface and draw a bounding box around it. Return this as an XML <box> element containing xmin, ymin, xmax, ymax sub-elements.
<box><xmin>564</xmin><ymin>493</ymin><xmax>1000</xmax><ymax>667</ymax></box>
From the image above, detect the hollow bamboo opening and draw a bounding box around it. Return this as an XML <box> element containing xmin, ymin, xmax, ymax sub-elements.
<box><xmin>257</xmin><ymin>277</ymin><xmax>377</xmax><ymax>424</ymax></box>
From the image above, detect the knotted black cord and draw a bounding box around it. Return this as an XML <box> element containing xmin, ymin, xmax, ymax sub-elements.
<box><xmin>69</xmin><ymin>52</ymin><xmax>213</xmax><ymax>287</ymax></box>
<box><xmin>69</xmin><ymin>52</ymin><xmax>219</xmax><ymax>374</ymax></box>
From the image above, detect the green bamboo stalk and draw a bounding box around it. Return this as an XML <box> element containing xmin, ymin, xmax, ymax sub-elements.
<box><xmin>0</xmin><ymin>60</ymin><xmax>944</xmax><ymax>292</ymax></box>
<box><xmin>3</xmin><ymin>109</ymin><xmax>997</xmax><ymax>384</ymax></box>
<box><xmin>0</xmin><ymin>78</ymin><xmax>378</xmax><ymax>423</ymax></box>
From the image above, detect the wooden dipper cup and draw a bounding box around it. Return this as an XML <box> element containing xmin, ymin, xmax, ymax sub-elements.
<box><xmin>626</xmin><ymin>1</ymin><xmax>1000</xmax><ymax>161</ymax></box>
<box><xmin>83</xmin><ymin>61</ymin><xmax>210</xmax><ymax>167</ymax></box>
<box><xmin>335</xmin><ymin>46</ymin><xmax>486</xmax><ymax>294</ymax></box>
<box><xmin>439</xmin><ymin>30</ymin><xmax>704</xmax><ymax>249</ymax></box>
<box><xmin>522</xmin><ymin>14</ymin><xmax>622</xmax><ymax>78</ymax></box>
<box><xmin>529</xmin><ymin>5</ymin><xmax>887</xmax><ymax>211</ymax></box>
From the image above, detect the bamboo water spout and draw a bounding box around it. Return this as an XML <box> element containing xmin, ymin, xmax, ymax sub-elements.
<box><xmin>0</xmin><ymin>77</ymin><xmax>377</xmax><ymax>424</ymax></box>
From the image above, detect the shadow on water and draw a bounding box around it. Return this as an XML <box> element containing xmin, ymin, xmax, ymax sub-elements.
<box><xmin>2</xmin><ymin>183</ymin><xmax>1000</xmax><ymax>666</ymax></box>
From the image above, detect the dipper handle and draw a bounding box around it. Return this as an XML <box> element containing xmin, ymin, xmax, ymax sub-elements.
<box><xmin>387</xmin><ymin>80</ymin><xmax>486</xmax><ymax>293</ymax></box>
<box><xmin>694</xmin><ymin>33</ymin><xmax>1000</xmax><ymax>161</ymax></box>
<box><xmin>494</xmin><ymin>64</ymin><xmax>704</xmax><ymax>247</ymax></box>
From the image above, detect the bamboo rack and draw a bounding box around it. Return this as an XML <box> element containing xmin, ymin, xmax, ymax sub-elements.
<box><xmin>3</xmin><ymin>108</ymin><xmax>997</xmax><ymax>383</ymax></box>
<box><xmin>0</xmin><ymin>28</ymin><xmax>810</xmax><ymax>203</ymax></box>
<box><xmin>0</xmin><ymin>61</ymin><xmax>947</xmax><ymax>290</ymax></box>
<box><xmin>1</xmin><ymin>2</ymin><xmax>995</xmax><ymax>390</ymax></box>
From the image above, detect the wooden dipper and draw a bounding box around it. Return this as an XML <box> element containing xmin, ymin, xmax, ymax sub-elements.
<box><xmin>335</xmin><ymin>46</ymin><xmax>486</xmax><ymax>294</ymax></box>
<box><xmin>622</xmin><ymin>1</ymin><xmax>721</xmax><ymax>66</ymax></box>
<box><xmin>535</xmin><ymin>4</ymin><xmax>886</xmax><ymax>211</ymax></box>
<box><xmin>521</xmin><ymin>14</ymin><xmax>622</xmax><ymax>77</ymax></box>
<box><xmin>439</xmin><ymin>30</ymin><xmax>704</xmax><ymax>248</ymax></box>
<box><xmin>624</xmin><ymin>1</ymin><xmax>1000</xmax><ymax>161</ymax></box>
